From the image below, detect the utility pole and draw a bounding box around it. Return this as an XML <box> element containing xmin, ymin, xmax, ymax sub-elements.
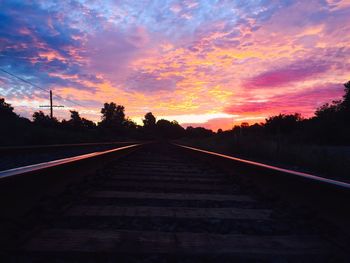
<box><xmin>39</xmin><ymin>90</ymin><xmax>64</xmax><ymax>118</ymax></box>
<box><xmin>50</xmin><ymin>90</ymin><xmax>53</xmax><ymax>119</ymax></box>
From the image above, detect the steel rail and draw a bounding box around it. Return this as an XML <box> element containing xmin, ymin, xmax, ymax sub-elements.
<box><xmin>0</xmin><ymin>141</ymin><xmax>140</xmax><ymax>151</ymax></box>
<box><xmin>0</xmin><ymin>144</ymin><xmax>141</xmax><ymax>180</ymax></box>
<box><xmin>175</xmin><ymin>144</ymin><xmax>350</xmax><ymax>190</ymax></box>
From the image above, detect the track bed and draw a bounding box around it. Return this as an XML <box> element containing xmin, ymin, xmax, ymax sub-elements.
<box><xmin>4</xmin><ymin>144</ymin><xmax>347</xmax><ymax>262</ymax></box>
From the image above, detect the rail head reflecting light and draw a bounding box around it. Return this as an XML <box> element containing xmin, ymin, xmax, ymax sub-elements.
<box><xmin>0</xmin><ymin>141</ymin><xmax>140</xmax><ymax>151</ymax></box>
<box><xmin>0</xmin><ymin>144</ymin><xmax>141</xmax><ymax>180</ymax></box>
<box><xmin>175</xmin><ymin>144</ymin><xmax>350</xmax><ymax>190</ymax></box>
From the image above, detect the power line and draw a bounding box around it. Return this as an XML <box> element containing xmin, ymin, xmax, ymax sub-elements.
<box><xmin>0</xmin><ymin>68</ymin><xmax>49</xmax><ymax>93</ymax></box>
<box><xmin>0</xmin><ymin>68</ymin><xmax>84</xmax><ymax>108</ymax></box>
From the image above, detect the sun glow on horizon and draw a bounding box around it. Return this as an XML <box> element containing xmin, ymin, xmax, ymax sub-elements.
<box><xmin>0</xmin><ymin>0</ymin><xmax>349</xmax><ymax>130</ymax></box>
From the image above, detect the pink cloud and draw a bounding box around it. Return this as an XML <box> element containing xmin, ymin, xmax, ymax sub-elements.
<box><xmin>244</xmin><ymin>60</ymin><xmax>331</xmax><ymax>89</ymax></box>
<box><xmin>225</xmin><ymin>83</ymin><xmax>344</xmax><ymax>117</ymax></box>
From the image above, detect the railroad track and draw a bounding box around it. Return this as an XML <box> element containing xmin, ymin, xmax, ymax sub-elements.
<box><xmin>1</xmin><ymin>143</ymin><xmax>349</xmax><ymax>262</ymax></box>
<box><xmin>0</xmin><ymin>141</ymin><xmax>140</xmax><ymax>171</ymax></box>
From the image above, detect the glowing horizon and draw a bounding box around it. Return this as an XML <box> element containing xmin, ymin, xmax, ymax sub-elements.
<box><xmin>0</xmin><ymin>0</ymin><xmax>349</xmax><ymax>131</ymax></box>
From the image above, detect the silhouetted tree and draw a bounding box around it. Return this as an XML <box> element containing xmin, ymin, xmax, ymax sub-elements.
<box><xmin>232</xmin><ymin>125</ymin><xmax>241</xmax><ymax>132</ymax></box>
<box><xmin>156</xmin><ymin>119</ymin><xmax>185</xmax><ymax>139</ymax></box>
<box><xmin>70</xmin><ymin>110</ymin><xmax>81</xmax><ymax>125</ymax></box>
<box><xmin>0</xmin><ymin>98</ymin><xmax>32</xmax><ymax>146</ymax></box>
<box><xmin>315</xmin><ymin>81</ymin><xmax>350</xmax><ymax>121</ymax></box>
<box><xmin>124</xmin><ymin>118</ymin><xmax>137</xmax><ymax>130</ymax></box>
<box><xmin>99</xmin><ymin>102</ymin><xmax>125</xmax><ymax>131</ymax></box>
<box><xmin>32</xmin><ymin>111</ymin><xmax>58</xmax><ymax>127</ymax></box>
<box><xmin>315</xmin><ymin>100</ymin><xmax>341</xmax><ymax>120</ymax></box>
<box><xmin>312</xmin><ymin>81</ymin><xmax>350</xmax><ymax>144</ymax></box>
<box><xmin>265</xmin><ymin>113</ymin><xmax>302</xmax><ymax>134</ymax></box>
<box><xmin>81</xmin><ymin>118</ymin><xmax>96</xmax><ymax>129</ymax></box>
<box><xmin>241</xmin><ymin>122</ymin><xmax>249</xmax><ymax>129</ymax></box>
<box><xmin>62</xmin><ymin>110</ymin><xmax>96</xmax><ymax>130</ymax></box>
<box><xmin>249</xmin><ymin>123</ymin><xmax>264</xmax><ymax>133</ymax></box>
<box><xmin>338</xmin><ymin>81</ymin><xmax>350</xmax><ymax>120</ymax></box>
<box><xmin>0</xmin><ymin>98</ymin><xmax>17</xmax><ymax>119</ymax></box>
<box><xmin>186</xmin><ymin>126</ymin><xmax>213</xmax><ymax>137</ymax></box>
<box><xmin>143</xmin><ymin>112</ymin><xmax>156</xmax><ymax>128</ymax></box>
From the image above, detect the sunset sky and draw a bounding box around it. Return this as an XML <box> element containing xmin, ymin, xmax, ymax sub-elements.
<box><xmin>0</xmin><ymin>0</ymin><xmax>349</xmax><ymax>130</ymax></box>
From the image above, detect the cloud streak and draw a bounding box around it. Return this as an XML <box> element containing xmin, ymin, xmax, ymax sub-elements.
<box><xmin>0</xmin><ymin>0</ymin><xmax>349</xmax><ymax>130</ymax></box>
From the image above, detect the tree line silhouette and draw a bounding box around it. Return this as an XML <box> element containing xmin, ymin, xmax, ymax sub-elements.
<box><xmin>0</xmin><ymin>99</ymin><xmax>210</xmax><ymax>145</ymax></box>
<box><xmin>1</xmin><ymin>80</ymin><xmax>349</xmax><ymax>146</ymax></box>
<box><xmin>221</xmin><ymin>80</ymin><xmax>350</xmax><ymax>145</ymax></box>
